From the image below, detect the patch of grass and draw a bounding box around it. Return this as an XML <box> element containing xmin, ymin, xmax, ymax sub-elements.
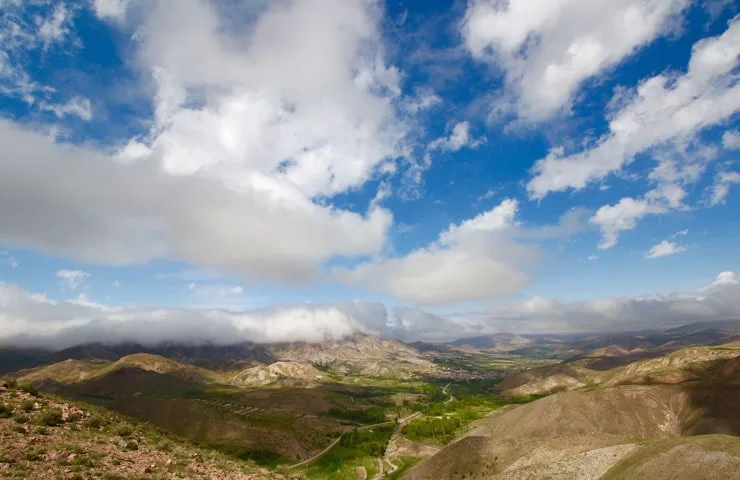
<box><xmin>13</xmin><ymin>413</ymin><xmax>29</xmax><ymax>424</ymax></box>
<box><xmin>0</xmin><ymin>402</ymin><xmax>11</xmax><ymax>418</ymax></box>
<box><xmin>18</xmin><ymin>382</ymin><xmax>39</xmax><ymax>397</ymax></box>
<box><xmin>3</xmin><ymin>378</ymin><xmax>18</xmax><ymax>389</ymax></box>
<box><xmin>325</xmin><ymin>406</ymin><xmax>387</xmax><ymax>424</ymax></box>
<box><xmin>385</xmin><ymin>456</ymin><xmax>422</xmax><ymax>480</ymax></box>
<box><xmin>306</xmin><ymin>426</ymin><xmax>394</xmax><ymax>479</ymax></box>
<box><xmin>35</xmin><ymin>426</ymin><xmax>49</xmax><ymax>435</ymax></box>
<box><xmin>208</xmin><ymin>444</ymin><xmax>286</xmax><ymax>468</ymax></box>
<box><xmin>404</xmin><ymin>417</ymin><xmax>463</xmax><ymax>445</ymax></box>
<box><xmin>156</xmin><ymin>439</ymin><xmax>172</xmax><ymax>452</ymax></box>
<box><xmin>84</xmin><ymin>415</ymin><xmax>109</xmax><ymax>429</ymax></box>
<box><xmin>23</xmin><ymin>451</ymin><xmax>43</xmax><ymax>462</ymax></box>
<box><xmin>67</xmin><ymin>412</ymin><xmax>81</xmax><ymax>422</ymax></box>
<box><xmin>20</xmin><ymin>399</ymin><xmax>36</xmax><ymax>412</ymax></box>
<box><xmin>340</xmin><ymin>425</ymin><xmax>394</xmax><ymax>457</ymax></box>
<box><xmin>36</xmin><ymin>408</ymin><xmax>63</xmax><ymax>426</ymax></box>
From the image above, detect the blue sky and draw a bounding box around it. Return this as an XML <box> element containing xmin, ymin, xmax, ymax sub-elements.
<box><xmin>1</xmin><ymin>0</ymin><xmax>740</xmax><ymax>346</ymax></box>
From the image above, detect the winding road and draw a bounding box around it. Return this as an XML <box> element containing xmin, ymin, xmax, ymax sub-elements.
<box><xmin>285</xmin><ymin>412</ymin><xmax>422</xmax><ymax>470</ymax></box>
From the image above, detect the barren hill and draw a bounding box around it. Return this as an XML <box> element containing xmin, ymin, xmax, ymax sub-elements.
<box><xmin>407</xmin><ymin>382</ymin><xmax>740</xmax><ymax>480</ymax></box>
<box><xmin>229</xmin><ymin>361</ymin><xmax>326</xmax><ymax>387</ymax></box>
<box><xmin>499</xmin><ymin>345</ymin><xmax>740</xmax><ymax>397</ymax></box>
<box><xmin>19</xmin><ymin>353</ymin><xmax>220</xmax><ymax>386</ymax></box>
<box><xmin>271</xmin><ymin>332</ymin><xmax>434</xmax><ymax>378</ymax></box>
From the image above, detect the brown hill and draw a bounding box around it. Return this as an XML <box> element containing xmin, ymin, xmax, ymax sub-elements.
<box><xmin>19</xmin><ymin>353</ymin><xmax>221</xmax><ymax>386</ymax></box>
<box><xmin>229</xmin><ymin>361</ymin><xmax>326</xmax><ymax>387</ymax></box>
<box><xmin>271</xmin><ymin>332</ymin><xmax>435</xmax><ymax>379</ymax></box>
<box><xmin>499</xmin><ymin>345</ymin><xmax>740</xmax><ymax>397</ymax></box>
<box><xmin>407</xmin><ymin>382</ymin><xmax>740</xmax><ymax>480</ymax></box>
<box><xmin>0</xmin><ymin>381</ymin><xmax>278</xmax><ymax>479</ymax></box>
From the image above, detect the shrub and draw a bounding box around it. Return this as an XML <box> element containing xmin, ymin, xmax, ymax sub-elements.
<box><xmin>23</xmin><ymin>452</ymin><xmax>42</xmax><ymax>462</ymax></box>
<box><xmin>4</xmin><ymin>378</ymin><xmax>18</xmax><ymax>389</ymax></box>
<box><xmin>156</xmin><ymin>440</ymin><xmax>172</xmax><ymax>452</ymax></box>
<box><xmin>20</xmin><ymin>399</ymin><xmax>35</xmax><ymax>412</ymax></box>
<box><xmin>18</xmin><ymin>382</ymin><xmax>39</xmax><ymax>397</ymax></box>
<box><xmin>0</xmin><ymin>403</ymin><xmax>11</xmax><ymax>419</ymax></box>
<box><xmin>84</xmin><ymin>415</ymin><xmax>107</xmax><ymax>429</ymax></box>
<box><xmin>115</xmin><ymin>424</ymin><xmax>134</xmax><ymax>437</ymax></box>
<box><xmin>36</xmin><ymin>408</ymin><xmax>63</xmax><ymax>426</ymax></box>
<box><xmin>35</xmin><ymin>426</ymin><xmax>49</xmax><ymax>435</ymax></box>
<box><xmin>66</xmin><ymin>412</ymin><xmax>81</xmax><ymax>422</ymax></box>
<box><xmin>13</xmin><ymin>414</ymin><xmax>29</xmax><ymax>424</ymax></box>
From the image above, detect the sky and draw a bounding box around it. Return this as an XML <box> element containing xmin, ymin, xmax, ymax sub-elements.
<box><xmin>1</xmin><ymin>0</ymin><xmax>740</xmax><ymax>348</ymax></box>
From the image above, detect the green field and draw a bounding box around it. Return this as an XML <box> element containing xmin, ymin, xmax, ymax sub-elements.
<box><xmin>305</xmin><ymin>425</ymin><xmax>394</xmax><ymax>478</ymax></box>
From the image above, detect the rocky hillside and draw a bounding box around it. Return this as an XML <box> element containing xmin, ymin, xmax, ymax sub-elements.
<box><xmin>499</xmin><ymin>344</ymin><xmax>740</xmax><ymax>397</ymax></box>
<box><xmin>271</xmin><ymin>332</ymin><xmax>435</xmax><ymax>379</ymax></box>
<box><xmin>229</xmin><ymin>361</ymin><xmax>326</xmax><ymax>387</ymax></box>
<box><xmin>0</xmin><ymin>381</ymin><xmax>280</xmax><ymax>479</ymax></box>
<box><xmin>407</xmin><ymin>383</ymin><xmax>740</xmax><ymax>480</ymax></box>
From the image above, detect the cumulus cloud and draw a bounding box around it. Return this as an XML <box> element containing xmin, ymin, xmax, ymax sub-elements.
<box><xmin>527</xmin><ymin>16</ymin><xmax>740</xmax><ymax>198</ymax></box>
<box><xmin>462</xmin><ymin>0</ymin><xmax>690</xmax><ymax>122</ymax></box>
<box><xmin>645</xmin><ymin>240</ymin><xmax>687</xmax><ymax>259</ymax></box>
<box><xmin>55</xmin><ymin>269</ymin><xmax>90</xmax><ymax>290</ymax></box>
<box><xmin>0</xmin><ymin>119</ymin><xmax>391</xmax><ymax>282</ymax></box>
<box><xmin>589</xmin><ymin>198</ymin><xmax>666</xmax><ymax>249</ymax></box>
<box><xmin>2</xmin><ymin>271</ymin><xmax>740</xmax><ymax>348</ymax></box>
<box><xmin>334</xmin><ymin>198</ymin><xmax>536</xmax><ymax>304</ymax></box>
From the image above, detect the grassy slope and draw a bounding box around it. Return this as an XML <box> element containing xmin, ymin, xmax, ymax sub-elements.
<box><xmin>0</xmin><ymin>383</ymin><xmax>278</xmax><ymax>479</ymax></box>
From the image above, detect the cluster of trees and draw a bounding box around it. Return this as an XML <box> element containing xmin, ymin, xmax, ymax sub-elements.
<box><xmin>404</xmin><ymin>416</ymin><xmax>463</xmax><ymax>444</ymax></box>
<box><xmin>326</xmin><ymin>406</ymin><xmax>386</xmax><ymax>424</ymax></box>
<box><xmin>340</xmin><ymin>426</ymin><xmax>393</xmax><ymax>457</ymax></box>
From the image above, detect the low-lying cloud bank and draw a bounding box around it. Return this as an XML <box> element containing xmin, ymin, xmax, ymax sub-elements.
<box><xmin>1</xmin><ymin>272</ymin><xmax>738</xmax><ymax>350</ymax></box>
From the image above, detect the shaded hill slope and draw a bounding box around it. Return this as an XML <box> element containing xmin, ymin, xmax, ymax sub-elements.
<box><xmin>498</xmin><ymin>345</ymin><xmax>740</xmax><ymax>397</ymax></box>
<box><xmin>407</xmin><ymin>382</ymin><xmax>740</xmax><ymax>480</ymax></box>
<box><xmin>0</xmin><ymin>381</ymin><xmax>279</xmax><ymax>479</ymax></box>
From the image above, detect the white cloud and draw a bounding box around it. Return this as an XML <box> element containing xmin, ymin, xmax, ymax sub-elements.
<box><xmin>589</xmin><ymin>197</ymin><xmax>666</xmax><ymax>249</ymax></box>
<box><xmin>709</xmin><ymin>170</ymin><xmax>740</xmax><ymax>205</ymax></box>
<box><xmin>335</xmin><ymin>199</ymin><xmax>536</xmax><ymax>304</ymax></box>
<box><xmin>2</xmin><ymin>271</ymin><xmax>740</xmax><ymax>347</ymax></box>
<box><xmin>645</xmin><ymin>240</ymin><xmax>687</xmax><ymax>259</ymax></box>
<box><xmin>110</xmin><ymin>0</ymin><xmax>412</xmax><ymax>202</ymax></box>
<box><xmin>55</xmin><ymin>269</ymin><xmax>90</xmax><ymax>290</ymax></box>
<box><xmin>0</xmin><ymin>119</ymin><xmax>391</xmax><ymax>282</ymax></box>
<box><xmin>723</xmin><ymin>130</ymin><xmax>740</xmax><ymax>149</ymax></box>
<box><xmin>40</xmin><ymin>96</ymin><xmax>93</xmax><ymax>121</ymax></box>
<box><xmin>38</xmin><ymin>2</ymin><xmax>74</xmax><ymax>51</ymax></box>
<box><xmin>673</xmin><ymin>229</ymin><xmax>689</xmax><ymax>237</ymax></box>
<box><xmin>93</xmin><ymin>0</ymin><xmax>132</xmax><ymax>21</ymax></box>
<box><xmin>587</xmin><ymin>255</ymin><xmax>598</xmax><ymax>261</ymax></box>
<box><xmin>527</xmin><ymin>17</ymin><xmax>740</xmax><ymax>198</ymax></box>
<box><xmin>712</xmin><ymin>271</ymin><xmax>737</xmax><ymax>286</ymax></box>
<box><xmin>462</xmin><ymin>0</ymin><xmax>691</xmax><ymax>122</ymax></box>
<box><xmin>0</xmin><ymin>0</ymin><xmax>432</xmax><ymax>284</ymax></box>
<box><xmin>428</xmin><ymin>121</ymin><xmax>484</xmax><ymax>152</ymax></box>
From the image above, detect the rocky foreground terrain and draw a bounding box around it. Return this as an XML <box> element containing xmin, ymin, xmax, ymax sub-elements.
<box><xmin>0</xmin><ymin>382</ymin><xmax>286</xmax><ymax>480</ymax></box>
